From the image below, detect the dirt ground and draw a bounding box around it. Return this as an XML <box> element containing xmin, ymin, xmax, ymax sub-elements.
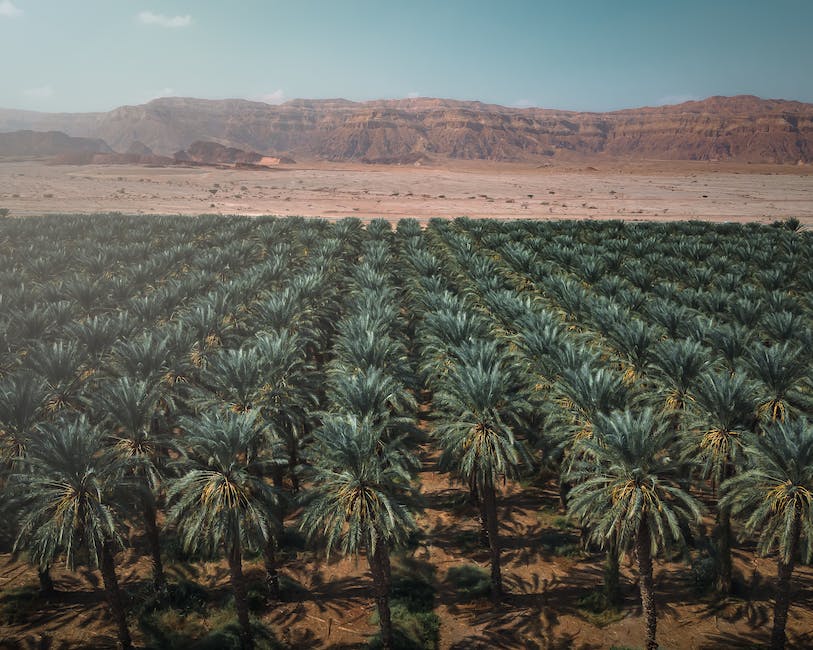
<box><xmin>0</xmin><ymin>158</ymin><xmax>811</xmax><ymax>224</ymax></box>
<box><xmin>2</xmin><ymin>444</ymin><xmax>812</xmax><ymax>649</ymax></box>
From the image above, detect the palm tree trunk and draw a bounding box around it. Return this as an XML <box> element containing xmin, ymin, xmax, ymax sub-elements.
<box><xmin>368</xmin><ymin>538</ymin><xmax>393</xmax><ymax>649</ymax></box>
<box><xmin>558</xmin><ymin>477</ymin><xmax>569</xmax><ymax>512</ymax></box>
<box><xmin>483</xmin><ymin>480</ymin><xmax>503</xmax><ymax>602</ymax></box>
<box><xmin>479</xmin><ymin>499</ymin><xmax>490</xmax><ymax>548</ymax></box>
<box><xmin>142</xmin><ymin>496</ymin><xmax>166</xmax><ymax>594</ymax></box>
<box><xmin>227</xmin><ymin>540</ymin><xmax>254</xmax><ymax>650</ymax></box>
<box><xmin>99</xmin><ymin>540</ymin><xmax>132</xmax><ymax>650</ymax></box>
<box><xmin>716</xmin><ymin>504</ymin><xmax>733</xmax><ymax>595</ymax></box>
<box><xmin>288</xmin><ymin>445</ymin><xmax>300</xmax><ymax>492</ymax></box>
<box><xmin>636</xmin><ymin>519</ymin><xmax>658</xmax><ymax>650</ymax></box>
<box><xmin>271</xmin><ymin>465</ymin><xmax>285</xmax><ymax>490</ymax></box>
<box><xmin>770</xmin><ymin>509</ymin><xmax>801</xmax><ymax>650</ymax></box>
<box><xmin>263</xmin><ymin>539</ymin><xmax>280</xmax><ymax>601</ymax></box>
<box><xmin>38</xmin><ymin>566</ymin><xmax>55</xmax><ymax>596</ymax></box>
<box><xmin>469</xmin><ymin>475</ymin><xmax>489</xmax><ymax>547</ymax></box>
<box><xmin>604</xmin><ymin>539</ymin><xmax>622</xmax><ymax>608</ymax></box>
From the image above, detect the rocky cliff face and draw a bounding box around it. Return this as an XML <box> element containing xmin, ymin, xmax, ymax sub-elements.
<box><xmin>1</xmin><ymin>95</ymin><xmax>810</xmax><ymax>163</ymax></box>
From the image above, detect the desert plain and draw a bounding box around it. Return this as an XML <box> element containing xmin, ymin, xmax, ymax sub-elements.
<box><xmin>1</xmin><ymin>158</ymin><xmax>811</xmax><ymax>224</ymax></box>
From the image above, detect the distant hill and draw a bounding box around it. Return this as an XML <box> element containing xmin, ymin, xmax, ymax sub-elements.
<box><xmin>1</xmin><ymin>95</ymin><xmax>811</xmax><ymax>164</ymax></box>
<box><xmin>0</xmin><ymin>130</ymin><xmax>111</xmax><ymax>157</ymax></box>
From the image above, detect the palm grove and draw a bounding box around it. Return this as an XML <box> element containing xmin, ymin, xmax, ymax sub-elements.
<box><xmin>0</xmin><ymin>214</ymin><xmax>811</xmax><ymax>650</ymax></box>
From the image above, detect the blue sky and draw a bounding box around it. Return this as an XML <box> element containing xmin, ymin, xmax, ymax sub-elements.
<box><xmin>1</xmin><ymin>0</ymin><xmax>811</xmax><ymax>113</ymax></box>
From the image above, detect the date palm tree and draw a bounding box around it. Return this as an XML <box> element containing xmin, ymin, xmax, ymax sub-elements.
<box><xmin>166</xmin><ymin>410</ymin><xmax>281</xmax><ymax>650</ymax></box>
<box><xmin>720</xmin><ymin>418</ymin><xmax>813</xmax><ymax>650</ymax></box>
<box><xmin>24</xmin><ymin>340</ymin><xmax>86</xmax><ymax>414</ymax></box>
<box><xmin>0</xmin><ymin>371</ymin><xmax>49</xmax><ymax>467</ymax></box>
<box><xmin>254</xmin><ymin>330</ymin><xmax>319</xmax><ymax>491</ymax></box>
<box><xmin>89</xmin><ymin>376</ymin><xmax>170</xmax><ymax>593</ymax></box>
<box><xmin>745</xmin><ymin>342</ymin><xmax>811</xmax><ymax>425</ymax></box>
<box><xmin>8</xmin><ymin>417</ymin><xmax>132</xmax><ymax>650</ymax></box>
<box><xmin>327</xmin><ymin>366</ymin><xmax>417</xmax><ymax>442</ymax></box>
<box><xmin>649</xmin><ymin>339</ymin><xmax>709</xmax><ymax>413</ymax></box>
<box><xmin>686</xmin><ymin>370</ymin><xmax>756</xmax><ymax>595</ymax></box>
<box><xmin>567</xmin><ymin>409</ymin><xmax>701</xmax><ymax>650</ymax></box>
<box><xmin>300</xmin><ymin>415</ymin><xmax>417</xmax><ymax>650</ymax></box>
<box><xmin>434</xmin><ymin>339</ymin><xmax>531</xmax><ymax>601</ymax></box>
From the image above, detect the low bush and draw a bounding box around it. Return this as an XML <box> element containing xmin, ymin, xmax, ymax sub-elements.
<box><xmin>577</xmin><ymin>591</ymin><xmax>626</xmax><ymax>627</ymax></box>
<box><xmin>139</xmin><ymin>601</ymin><xmax>279</xmax><ymax>649</ymax></box>
<box><xmin>445</xmin><ymin>564</ymin><xmax>490</xmax><ymax>602</ymax></box>
<box><xmin>690</xmin><ymin>552</ymin><xmax>718</xmax><ymax>596</ymax></box>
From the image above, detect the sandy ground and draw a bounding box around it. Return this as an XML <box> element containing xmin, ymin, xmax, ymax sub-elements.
<box><xmin>0</xmin><ymin>159</ymin><xmax>811</xmax><ymax>223</ymax></box>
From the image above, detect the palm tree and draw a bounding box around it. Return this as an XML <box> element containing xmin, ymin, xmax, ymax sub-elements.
<box><xmin>107</xmin><ymin>331</ymin><xmax>172</xmax><ymax>383</ymax></box>
<box><xmin>0</xmin><ymin>371</ymin><xmax>49</xmax><ymax>467</ymax></box>
<box><xmin>8</xmin><ymin>417</ymin><xmax>132</xmax><ymax>650</ymax></box>
<box><xmin>745</xmin><ymin>342</ymin><xmax>811</xmax><ymax>425</ymax></box>
<box><xmin>418</xmin><ymin>308</ymin><xmax>490</xmax><ymax>381</ymax></box>
<box><xmin>648</xmin><ymin>338</ymin><xmax>710</xmax><ymax>424</ymax></box>
<box><xmin>567</xmin><ymin>409</ymin><xmax>701</xmax><ymax>650</ymax></box>
<box><xmin>686</xmin><ymin>371</ymin><xmax>756</xmax><ymax>594</ymax></box>
<box><xmin>327</xmin><ymin>366</ymin><xmax>417</xmax><ymax>442</ymax></box>
<box><xmin>254</xmin><ymin>330</ymin><xmax>319</xmax><ymax>491</ymax></box>
<box><xmin>194</xmin><ymin>346</ymin><xmax>266</xmax><ymax>413</ymax></box>
<box><xmin>24</xmin><ymin>339</ymin><xmax>86</xmax><ymax>414</ymax></box>
<box><xmin>89</xmin><ymin>376</ymin><xmax>171</xmax><ymax>593</ymax></box>
<box><xmin>605</xmin><ymin>317</ymin><xmax>657</xmax><ymax>382</ymax></box>
<box><xmin>300</xmin><ymin>415</ymin><xmax>417</xmax><ymax>650</ymax></box>
<box><xmin>556</xmin><ymin>364</ymin><xmax>631</xmax><ymax>441</ymax></box>
<box><xmin>720</xmin><ymin>419</ymin><xmax>813</xmax><ymax>650</ymax></box>
<box><xmin>166</xmin><ymin>410</ymin><xmax>280</xmax><ymax>650</ymax></box>
<box><xmin>434</xmin><ymin>339</ymin><xmax>531</xmax><ymax>601</ymax></box>
<box><xmin>708</xmin><ymin>323</ymin><xmax>752</xmax><ymax>373</ymax></box>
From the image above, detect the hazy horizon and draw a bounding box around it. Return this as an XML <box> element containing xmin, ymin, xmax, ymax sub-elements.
<box><xmin>1</xmin><ymin>0</ymin><xmax>811</xmax><ymax>113</ymax></box>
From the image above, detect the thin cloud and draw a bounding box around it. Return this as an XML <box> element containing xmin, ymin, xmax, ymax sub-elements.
<box><xmin>145</xmin><ymin>87</ymin><xmax>177</xmax><ymax>102</ymax></box>
<box><xmin>23</xmin><ymin>85</ymin><xmax>54</xmax><ymax>99</ymax></box>
<box><xmin>0</xmin><ymin>0</ymin><xmax>22</xmax><ymax>17</ymax></box>
<box><xmin>513</xmin><ymin>99</ymin><xmax>535</xmax><ymax>108</ymax></box>
<box><xmin>406</xmin><ymin>91</ymin><xmax>421</xmax><ymax>99</ymax></box>
<box><xmin>137</xmin><ymin>11</ymin><xmax>192</xmax><ymax>28</ymax></box>
<box><xmin>256</xmin><ymin>90</ymin><xmax>286</xmax><ymax>105</ymax></box>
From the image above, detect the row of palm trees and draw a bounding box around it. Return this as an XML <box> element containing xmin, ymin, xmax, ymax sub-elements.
<box><xmin>417</xmin><ymin>218</ymin><xmax>812</xmax><ymax>649</ymax></box>
<box><xmin>445</xmin><ymin>219</ymin><xmax>811</xmax><ymax>602</ymax></box>
<box><xmin>400</xmin><ymin>225</ymin><xmax>531</xmax><ymax>602</ymax></box>
<box><xmin>1</xmin><ymin>217</ymin><xmax>365</xmax><ymax>649</ymax></box>
<box><xmin>303</xmin><ymin>230</ymin><xmax>420</xmax><ymax>649</ymax></box>
<box><xmin>0</xmin><ymin>214</ymin><xmax>811</xmax><ymax>650</ymax></box>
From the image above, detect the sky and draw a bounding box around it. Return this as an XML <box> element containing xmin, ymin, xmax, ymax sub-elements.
<box><xmin>1</xmin><ymin>0</ymin><xmax>811</xmax><ymax>113</ymax></box>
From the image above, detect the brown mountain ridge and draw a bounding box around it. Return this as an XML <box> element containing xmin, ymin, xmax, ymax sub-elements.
<box><xmin>0</xmin><ymin>94</ymin><xmax>811</xmax><ymax>164</ymax></box>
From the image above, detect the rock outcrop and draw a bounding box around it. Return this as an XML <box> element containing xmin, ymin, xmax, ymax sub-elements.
<box><xmin>173</xmin><ymin>141</ymin><xmax>294</xmax><ymax>166</ymax></box>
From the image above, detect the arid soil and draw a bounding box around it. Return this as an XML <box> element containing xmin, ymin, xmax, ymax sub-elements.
<box><xmin>1</xmin><ymin>159</ymin><xmax>812</xmax><ymax>224</ymax></box>
<box><xmin>2</xmin><ymin>443</ymin><xmax>813</xmax><ymax>649</ymax></box>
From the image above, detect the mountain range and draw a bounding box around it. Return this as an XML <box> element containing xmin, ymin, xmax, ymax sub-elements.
<box><xmin>0</xmin><ymin>95</ymin><xmax>811</xmax><ymax>164</ymax></box>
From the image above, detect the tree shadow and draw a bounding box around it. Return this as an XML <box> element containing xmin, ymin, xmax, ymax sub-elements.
<box><xmin>0</xmin><ymin>635</ymin><xmax>112</xmax><ymax>650</ymax></box>
<box><xmin>697</xmin><ymin>630</ymin><xmax>771</xmax><ymax>649</ymax></box>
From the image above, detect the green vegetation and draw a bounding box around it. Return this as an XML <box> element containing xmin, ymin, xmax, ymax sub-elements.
<box><xmin>446</xmin><ymin>564</ymin><xmax>492</xmax><ymax>602</ymax></box>
<box><xmin>0</xmin><ymin>214</ymin><xmax>811</xmax><ymax>650</ymax></box>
